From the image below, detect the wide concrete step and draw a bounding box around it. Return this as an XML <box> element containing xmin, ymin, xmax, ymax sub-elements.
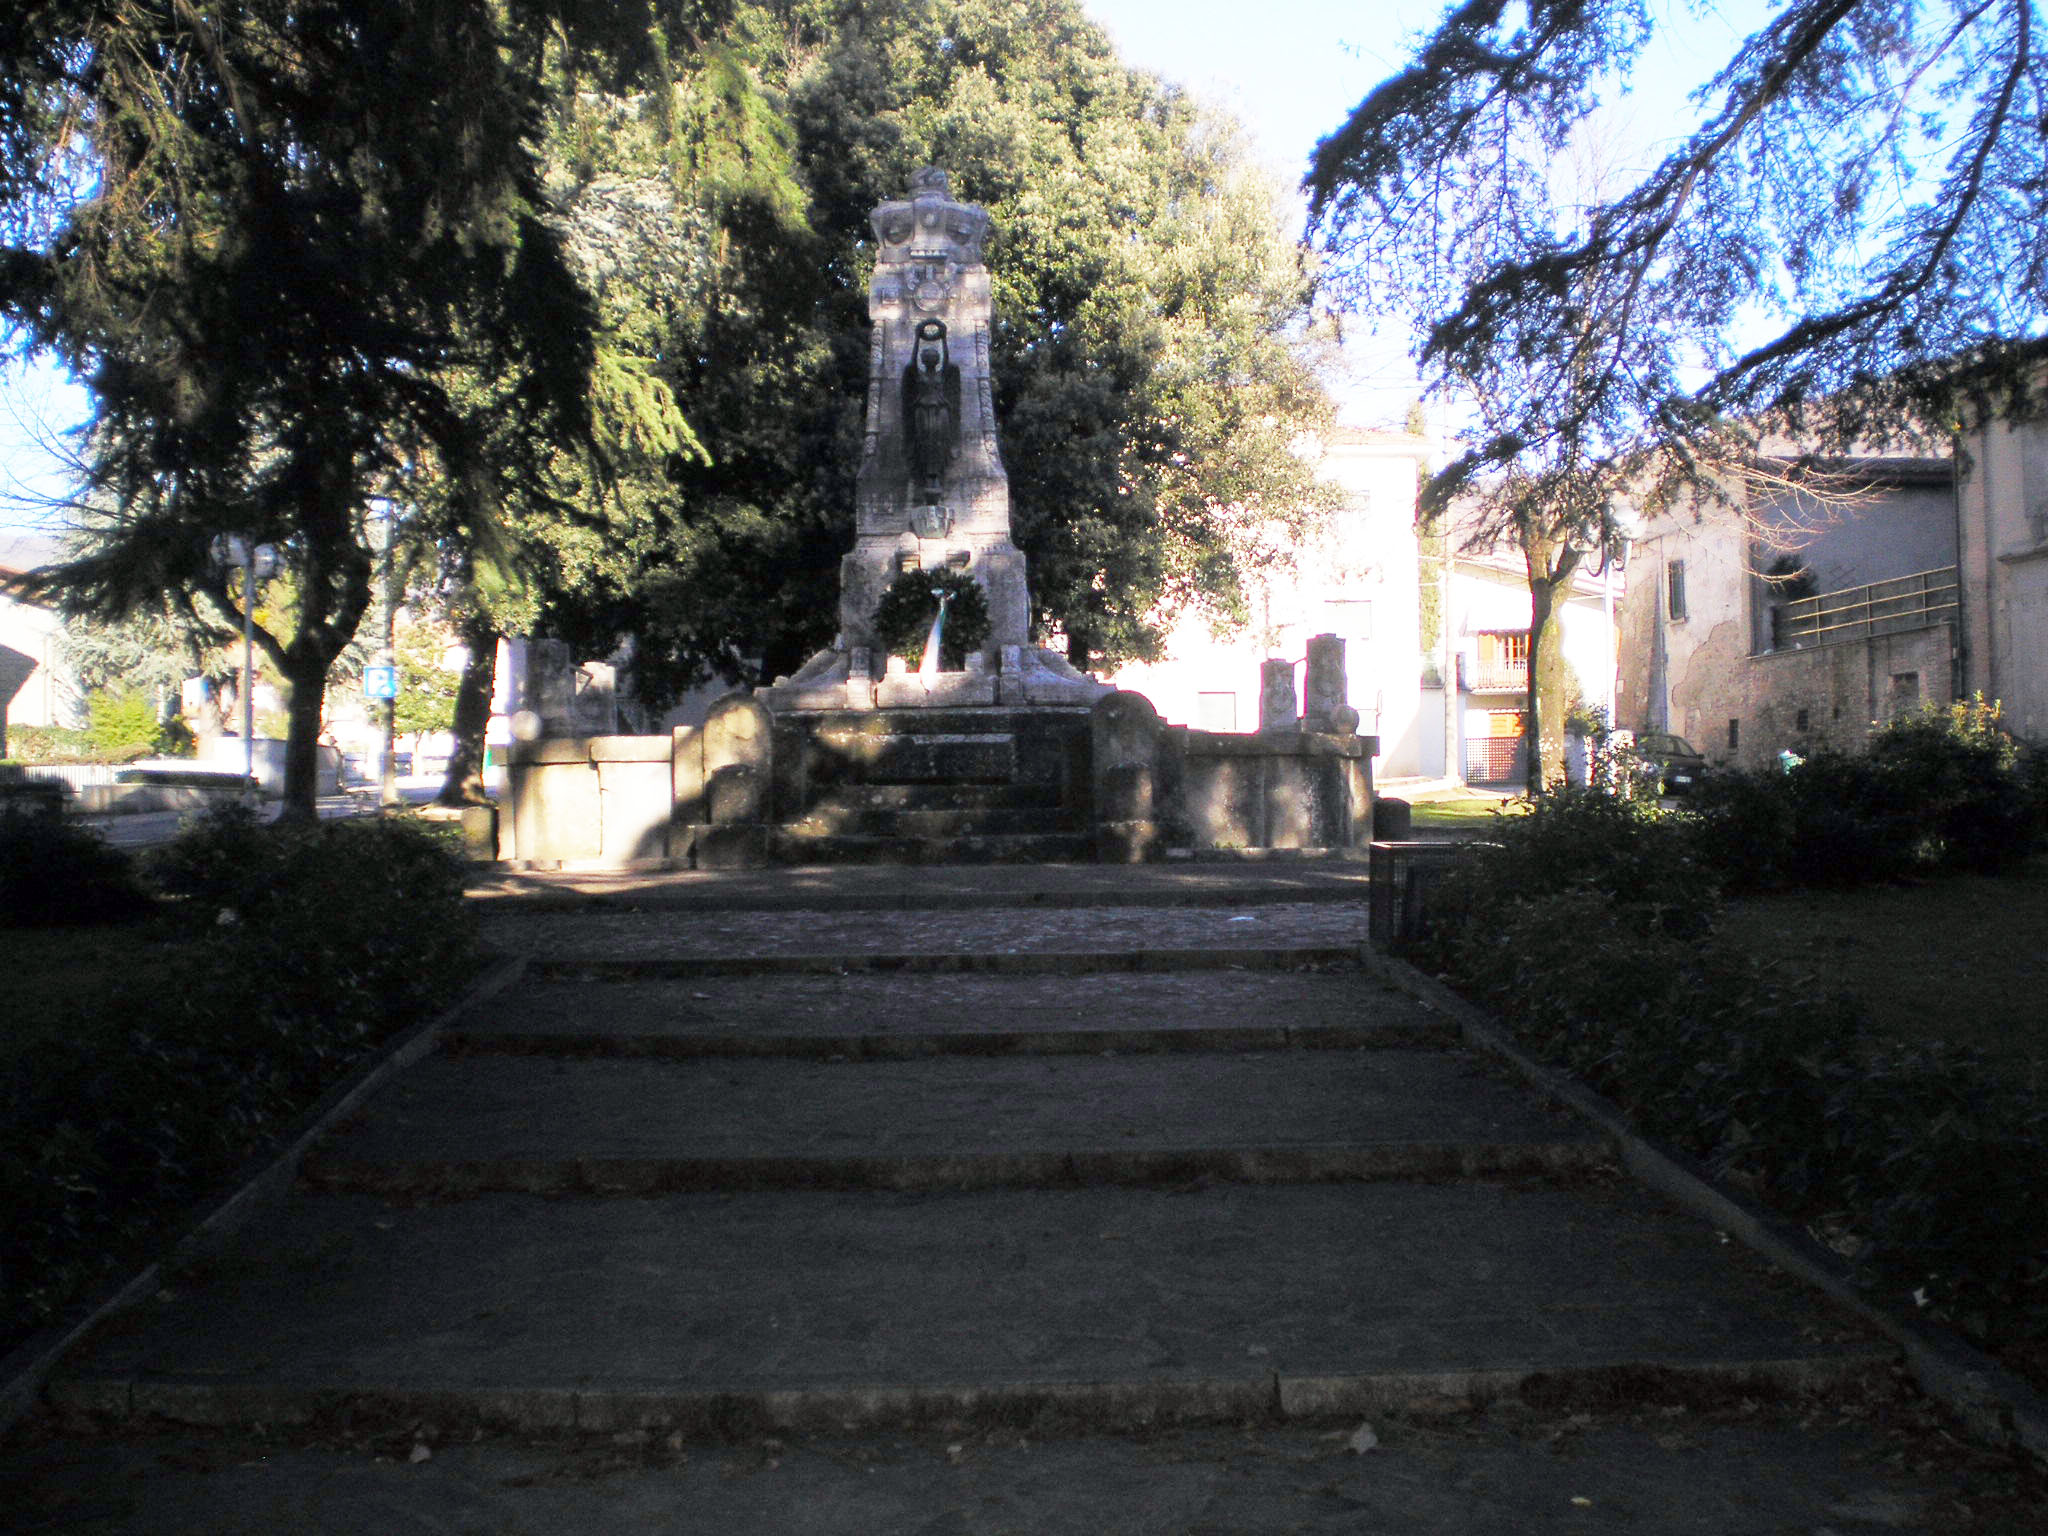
<box><xmin>810</xmin><ymin>783</ymin><xmax>1066</xmax><ymax>813</ymax></box>
<box><xmin>524</xmin><ymin>947</ymin><xmax>1367</xmax><ymax>979</ymax></box>
<box><xmin>767</xmin><ymin>829</ymin><xmax>1096</xmax><ymax>864</ymax></box>
<box><xmin>479</xmin><ymin>900</ymin><xmax>1367</xmax><ymax>965</ymax></box>
<box><xmin>55</xmin><ymin>1183</ymin><xmax>1887</xmax><ymax>1433</ymax></box>
<box><xmin>446</xmin><ymin>970</ymin><xmax>1445</xmax><ymax>1059</ymax></box>
<box><xmin>301</xmin><ymin>1049</ymin><xmax>1606</xmax><ymax>1194</ymax></box>
<box><xmin>782</xmin><ymin>806</ymin><xmax>1083</xmax><ymax>838</ymax></box>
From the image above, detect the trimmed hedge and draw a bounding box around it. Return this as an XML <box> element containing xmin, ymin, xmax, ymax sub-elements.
<box><xmin>0</xmin><ymin>806</ymin><xmax>478</xmax><ymax>1348</ymax></box>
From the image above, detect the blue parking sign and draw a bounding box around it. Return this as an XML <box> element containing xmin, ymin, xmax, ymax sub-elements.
<box><xmin>364</xmin><ymin>664</ymin><xmax>399</xmax><ymax>700</ymax></box>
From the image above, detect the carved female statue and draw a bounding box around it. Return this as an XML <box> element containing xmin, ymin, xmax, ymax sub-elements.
<box><xmin>902</xmin><ymin>319</ymin><xmax>961</xmax><ymax>503</ymax></box>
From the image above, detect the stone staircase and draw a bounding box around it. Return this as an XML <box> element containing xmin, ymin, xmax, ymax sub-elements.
<box><xmin>769</xmin><ymin>706</ymin><xmax>1094</xmax><ymax>863</ymax></box>
<box><xmin>45</xmin><ymin>887</ymin><xmax>1894</xmax><ymax>1442</ymax></box>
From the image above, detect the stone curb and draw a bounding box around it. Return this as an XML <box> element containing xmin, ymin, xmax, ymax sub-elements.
<box><xmin>297</xmin><ymin>1138</ymin><xmax>1612</xmax><ymax>1198</ymax></box>
<box><xmin>0</xmin><ymin>956</ymin><xmax>529</xmax><ymax>1439</ymax></box>
<box><xmin>442</xmin><ymin>1019</ymin><xmax>1459</xmax><ymax>1061</ymax></box>
<box><xmin>526</xmin><ymin>945</ymin><xmax>1363</xmax><ymax>979</ymax></box>
<box><xmin>1365</xmin><ymin>949</ymin><xmax>2048</xmax><ymax>1469</ymax></box>
<box><xmin>46</xmin><ymin>1353</ymin><xmax>1896</xmax><ymax>1439</ymax></box>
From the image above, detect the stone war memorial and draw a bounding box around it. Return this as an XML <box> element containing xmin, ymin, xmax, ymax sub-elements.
<box><xmin>507</xmin><ymin>170</ymin><xmax>1379</xmax><ymax>866</ymax></box>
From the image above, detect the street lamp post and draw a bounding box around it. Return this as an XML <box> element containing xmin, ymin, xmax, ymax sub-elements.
<box><xmin>209</xmin><ymin>534</ymin><xmax>279</xmax><ymax>789</ymax></box>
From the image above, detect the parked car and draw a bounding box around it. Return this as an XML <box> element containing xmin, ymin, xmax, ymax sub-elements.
<box><xmin>1634</xmin><ymin>732</ymin><xmax>1710</xmax><ymax>797</ymax></box>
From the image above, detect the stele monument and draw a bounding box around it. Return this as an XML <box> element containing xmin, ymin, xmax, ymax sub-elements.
<box><xmin>759</xmin><ymin>168</ymin><xmax>1109</xmax><ymax>711</ymax></box>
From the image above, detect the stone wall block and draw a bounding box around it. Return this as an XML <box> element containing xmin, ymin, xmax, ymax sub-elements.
<box><xmin>598</xmin><ymin>758</ymin><xmax>675</xmax><ymax>862</ymax></box>
<box><xmin>513</xmin><ymin>760</ymin><xmax>601</xmax><ymax>863</ymax></box>
<box><xmin>702</xmin><ymin>693</ymin><xmax>773</xmax><ymax>825</ymax></box>
<box><xmin>1097</xmin><ymin>761</ymin><xmax>1154</xmax><ymax>823</ymax></box>
<box><xmin>1090</xmin><ymin>690</ymin><xmax>1163</xmax><ymax>862</ymax></box>
<box><xmin>683</xmin><ymin>824</ymin><xmax>770</xmax><ymax>870</ymax></box>
<box><xmin>1264</xmin><ymin>758</ymin><xmax>1310</xmax><ymax>850</ymax></box>
<box><xmin>707</xmin><ymin>762</ymin><xmax>767</xmax><ymax>825</ymax></box>
<box><xmin>672</xmin><ymin>724</ymin><xmax>707</xmax><ymax>826</ymax></box>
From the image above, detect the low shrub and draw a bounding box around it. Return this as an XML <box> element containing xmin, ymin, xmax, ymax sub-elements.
<box><xmin>1</xmin><ymin>807</ymin><xmax>479</xmax><ymax>1347</ymax></box>
<box><xmin>1404</xmin><ymin>782</ymin><xmax>2048</xmax><ymax>1351</ymax></box>
<box><xmin>1687</xmin><ymin>696</ymin><xmax>2041</xmax><ymax>890</ymax></box>
<box><xmin>0</xmin><ymin>804</ymin><xmax>153</xmax><ymax>927</ymax></box>
<box><xmin>1867</xmin><ymin>696</ymin><xmax>2036</xmax><ymax>873</ymax></box>
<box><xmin>85</xmin><ymin>686</ymin><xmax>175</xmax><ymax>761</ymax></box>
<box><xmin>1408</xmin><ymin>789</ymin><xmax>1714</xmax><ymax>965</ymax></box>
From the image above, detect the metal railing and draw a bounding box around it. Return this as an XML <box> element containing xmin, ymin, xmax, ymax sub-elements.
<box><xmin>1463</xmin><ymin>662</ymin><xmax>1529</xmax><ymax>693</ymax></box>
<box><xmin>17</xmin><ymin>763</ymin><xmax>117</xmax><ymax>788</ymax></box>
<box><xmin>1368</xmin><ymin>839</ymin><xmax>1498</xmax><ymax>950</ymax></box>
<box><xmin>1771</xmin><ymin>566</ymin><xmax>1958</xmax><ymax>650</ymax></box>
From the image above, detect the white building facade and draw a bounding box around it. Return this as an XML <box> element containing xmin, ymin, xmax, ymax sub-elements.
<box><xmin>1106</xmin><ymin>429</ymin><xmax>1624</xmax><ymax>785</ymax></box>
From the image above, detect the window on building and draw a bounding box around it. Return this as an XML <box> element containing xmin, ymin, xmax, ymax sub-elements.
<box><xmin>1727</xmin><ymin>718</ymin><xmax>1740</xmax><ymax>752</ymax></box>
<box><xmin>1195</xmin><ymin>692</ymin><xmax>1237</xmax><ymax>733</ymax></box>
<box><xmin>1666</xmin><ymin>560</ymin><xmax>1688</xmax><ymax>622</ymax></box>
<box><xmin>1795</xmin><ymin>708</ymin><xmax>1810</xmax><ymax>733</ymax></box>
<box><xmin>1466</xmin><ymin>631</ymin><xmax>1530</xmax><ymax>693</ymax></box>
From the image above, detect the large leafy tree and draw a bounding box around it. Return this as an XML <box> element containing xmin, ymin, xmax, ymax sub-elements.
<box><xmin>544</xmin><ymin>0</ymin><xmax>1335</xmax><ymax>692</ymax></box>
<box><xmin>0</xmin><ymin>2</ymin><xmax>722</xmax><ymax>817</ymax></box>
<box><xmin>1306</xmin><ymin>0</ymin><xmax>2047</xmax><ymax>786</ymax></box>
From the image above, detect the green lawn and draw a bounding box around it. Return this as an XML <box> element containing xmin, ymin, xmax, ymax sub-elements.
<box><xmin>1716</xmin><ymin>856</ymin><xmax>2048</xmax><ymax>1077</ymax></box>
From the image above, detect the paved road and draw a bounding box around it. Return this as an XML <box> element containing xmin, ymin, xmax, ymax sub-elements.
<box><xmin>77</xmin><ymin>782</ymin><xmax>437</xmax><ymax>849</ymax></box>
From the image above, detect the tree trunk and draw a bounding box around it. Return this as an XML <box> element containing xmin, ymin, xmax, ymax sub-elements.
<box><xmin>1523</xmin><ymin>574</ymin><xmax>1568</xmax><ymax>793</ymax></box>
<box><xmin>277</xmin><ymin>643</ymin><xmax>332</xmax><ymax>823</ymax></box>
<box><xmin>438</xmin><ymin>622</ymin><xmax>498</xmax><ymax>806</ymax></box>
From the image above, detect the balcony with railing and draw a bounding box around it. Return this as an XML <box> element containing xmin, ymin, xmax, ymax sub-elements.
<box><xmin>1769</xmin><ymin>566</ymin><xmax>1958</xmax><ymax>651</ymax></box>
<box><xmin>1461</xmin><ymin>631</ymin><xmax>1530</xmax><ymax>694</ymax></box>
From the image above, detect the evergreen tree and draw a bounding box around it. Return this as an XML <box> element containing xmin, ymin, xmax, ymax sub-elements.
<box><xmin>0</xmin><ymin>2</ymin><xmax>727</xmax><ymax>817</ymax></box>
<box><xmin>1303</xmin><ymin>0</ymin><xmax>2045</xmax><ymax>787</ymax></box>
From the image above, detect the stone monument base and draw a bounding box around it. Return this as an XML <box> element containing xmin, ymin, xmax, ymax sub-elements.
<box><xmin>503</xmin><ymin>688</ymin><xmax>1379</xmax><ymax>870</ymax></box>
<box><xmin>756</xmin><ymin>643</ymin><xmax>1111</xmax><ymax>713</ymax></box>
<box><xmin>762</xmin><ymin>703</ymin><xmax>1096</xmax><ymax>863</ymax></box>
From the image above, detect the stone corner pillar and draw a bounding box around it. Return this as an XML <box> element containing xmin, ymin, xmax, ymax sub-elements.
<box><xmin>1303</xmin><ymin>633</ymin><xmax>1347</xmax><ymax>734</ymax></box>
<box><xmin>684</xmin><ymin>691</ymin><xmax>774</xmax><ymax>868</ymax></box>
<box><xmin>1258</xmin><ymin>659</ymin><xmax>1299</xmax><ymax>734</ymax></box>
<box><xmin>1090</xmin><ymin>689</ymin><xmax>1164</xmax><ymax>863</ymax></box>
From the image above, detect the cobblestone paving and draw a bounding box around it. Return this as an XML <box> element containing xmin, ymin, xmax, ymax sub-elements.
<box><xmin>479</xmin><ymin>900</ymin><xmax>1369</xmax><ymax>960</ymax></box>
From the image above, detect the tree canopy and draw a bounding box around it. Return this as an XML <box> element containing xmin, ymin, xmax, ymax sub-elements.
<box><xmin>6</xmin><ymin>0</ymin><xmax>1334</xmax><ymax>805</ymax></box>
<box><xmin>1307</xmin><ymin>0</ymin><xmax>2047</xmax><ymax>470</ymax></box>
<box><xmin>543</xmin><ymin>0</ymin><xmax>1335</xmax><ymax>690</ymax></box>
<box><xmin>1304</xmin><ymin>0</ymin><xmax>2045</xmax><ymax>786</ymax></box>
<box><xmin>0</xmin><ymin>1</ymin><xmax>722</xmax><ymax>814</ymax></box>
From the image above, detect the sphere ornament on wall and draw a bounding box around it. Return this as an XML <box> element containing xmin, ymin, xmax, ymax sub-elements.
<box><xmin>873</xmin><ymin>567</ymin><xmax>991</xmax><ymax>670</ymax></box>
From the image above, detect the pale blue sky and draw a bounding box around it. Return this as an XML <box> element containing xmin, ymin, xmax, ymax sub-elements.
<box><xmin>1081</xmin><ymin>0</ymin><xmax>1440</xmax><ymax>182</ymax></box>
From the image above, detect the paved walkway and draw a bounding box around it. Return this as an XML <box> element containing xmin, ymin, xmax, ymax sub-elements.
<box><xmin>7</xmin><ymin>867</ymin><xmax>2032</xmax><ymax>1532</ymax></box>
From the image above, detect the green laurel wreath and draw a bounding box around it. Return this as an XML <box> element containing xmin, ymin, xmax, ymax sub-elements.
<box><xmin>872</xmin><ymin>567</ymin><xmax>992</xmax><ymax>670</ymax></box>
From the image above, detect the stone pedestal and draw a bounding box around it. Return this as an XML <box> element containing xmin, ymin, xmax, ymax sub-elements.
<box><xmin>1258</xmin><ymin>659</ymin><xmax>1299</xmax><ymax>733</ymax></box>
